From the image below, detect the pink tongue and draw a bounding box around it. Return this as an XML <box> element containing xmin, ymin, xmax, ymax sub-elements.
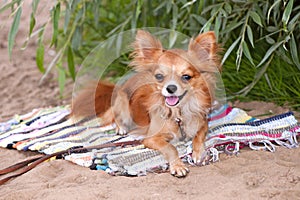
<box><xmin>166</xmin><ymin>96</ymin><xmax>179</xmax><ymax>106</ymax></box>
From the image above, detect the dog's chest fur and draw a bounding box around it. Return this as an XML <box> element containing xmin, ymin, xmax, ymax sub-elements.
<box><xmin>177</xmin><ymin>109</ymin><xmax>204</xmax><ymax>139</ymax></box>
<box><xmin>154</xmin><ymin>104</ymin><xmax>205</xmax><ymax>140</ymax></box>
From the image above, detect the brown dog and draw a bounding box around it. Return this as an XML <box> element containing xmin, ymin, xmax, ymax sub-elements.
<box><xmin>72</xmin><ymin>30</ymin><xmax>221</xmax><ymax>177</ymax></box>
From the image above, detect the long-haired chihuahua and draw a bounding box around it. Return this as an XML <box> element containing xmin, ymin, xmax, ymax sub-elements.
<box><xmin>72</xmin><ymin>30</ymin><xmax>221</xmax><ymax>177</ymax></box>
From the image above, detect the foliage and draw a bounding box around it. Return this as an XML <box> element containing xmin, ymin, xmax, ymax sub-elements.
<box><xmin>1</xmin><ymin>0</ymin><xmax>300</xmax><ymax>106</ymax></box>
<box><xmin>223</xmin><ymin>49</ymin><xmax>300</xmax><ymax>107</ymax></box>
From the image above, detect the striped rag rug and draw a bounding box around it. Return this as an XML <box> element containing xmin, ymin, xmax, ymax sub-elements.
<box><xmin>0</xmin><ymin>104</ymin><xmax>299</xmax><ymax>176</ymax></box>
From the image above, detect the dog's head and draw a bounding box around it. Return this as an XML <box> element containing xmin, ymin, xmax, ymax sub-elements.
<box><xmin>129</xmin><ymin>30</ymin><xmax>221</xmax><ymax>112</ymax></box>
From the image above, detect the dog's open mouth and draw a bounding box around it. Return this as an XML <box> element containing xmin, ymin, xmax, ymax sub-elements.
<box><xmin>165</xmin><ymin>91</ymin><xmax>187</xmax><ymax>107</ymax></box>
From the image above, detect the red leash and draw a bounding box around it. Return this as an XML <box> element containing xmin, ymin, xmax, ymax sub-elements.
<box><xmin>0</xmin><ymin>140</ymin><xmax>141</xmax><ymax>185</ymax></box>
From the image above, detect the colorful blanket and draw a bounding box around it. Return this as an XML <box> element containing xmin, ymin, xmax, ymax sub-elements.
<box><xmin>0</xmin><ymin>104</ymin><xmax>299</xmax><ymax>176</ymax></box>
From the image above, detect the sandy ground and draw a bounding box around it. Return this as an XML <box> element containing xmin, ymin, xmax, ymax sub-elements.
<box><xmin>0</xmin><ymin>2</ymin><xmax>299</xmax><ymax>200</ymax></box>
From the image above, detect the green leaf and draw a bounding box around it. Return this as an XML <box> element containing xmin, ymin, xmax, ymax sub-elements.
<box><xmin>202</xmin><ymin>3</ymin><xmax>222</xmax><ymax>15</ymax></box>
<box><xmin>36</xmin><ymin>25</ymin><xmax>45</xmax><ymax>73</ymax></box>
<box><xmin>131</xmin><ymin>0</ymin><xmax>141</xmax><ymax>30</ymax></box>
<box><xmin>106</xmin><ymin>16</ymin><xmax>131</xmax><ymax>37</ymax></box>
<box><xmin>264</xmin><ymin>73</ymin><xmax>273</xmax><ymax>91</ymax></box>
<box><xmin>64</xmin><ymin>2</ymin><xmax>71</xmax><ymax>34</ymax></box>
<box><xmin>67</xmin><ymin>46</ymin><xmax>76</xmax><ymax>80</ymax></box>
<box><xmin>8</xmin><ymin>5</ymin><xmax>22</xmax><ymax>59</ymax></box>
<box><xmin>191</xmin><ymin>14</ymin><xmax>206</xmax><ymax>25</ymax></box>
<box><xmin>220</xmin><ymin>8</ymin><xmax>227</xmax><ymax>18</ymax></box>
<box><xmin>181</xmin><ymin>0</ymin><xmax>197</xmax><ymax>9</ymax></box>
<box><xmin>153</xmin><ymin>1</ymin><xmax>167</xmax><ymax>14</ymax></box>
<box><xmin>214</xmin><ymin>14</ymin><xmax>221</xmax><ymax>41</ymax></box>
<box><xmin>71</xmin><ymin>26</ymin><xmax>82</xmax><ymax>50</ymax></box>
<box><xmin>51</xmin><ymin>3</ymin><xmax>61</xmax><ymax>47</ymax></box>
<box><xmin>116</xmin><ymin>32</ymin><xmax>123</xmax><ymax>57</ymax></box>
<box><xmin>201</xmin><ymin>20</ymin><xmax>211</xmax><ymax>33</ymax></box>
<box><xmin>238</xmin><ymin>54</ymin><xmax>273</xmax><ymax>96</ymax></box>
<box><xmin>0</xmin><ymin>0</ymin><xmax>20</xmax><ymax>13</ymax></box>
<box><xmin>31</xmin><ymin>0</ymin><xmax>40</xmax><ymax>13</ymax></box>
<box><xmin>266</xmin><ymin>26</ymin><xmax>278</xmax><ymax>32</ymax></box>
<box><xmin>290</xmin><ymin>34</ymin><xmax>300</xmax><ymax>70</ymax></box>
<box><xmin>236</xmin><ymin>46</ymin><xmax>243</xmax><ymax>71</ymax></box>
<box><xmin>246</xmin><ymin>25</ymin><xmax>254</xmax><ymax>47</ymax></box>
<box><xmin>267</xmin><ymin>0</ymin><xmax>280</xmax><ymax>23</ymax></box>
<box><xmin>169</xmin><ymin>30</ymin><xmax>177</xmax><ymax>49</ymax></box>
<box><xmin>29</xmin><ymin>13</ymin><xmax>36</xmax><ymax>36</ymax></box>
<box><xmin>224</xmin><ymin>3</ymin><xmax>232</xmax><ymax>14</ymax></box>
<box><xmin>221</xmin><ymin>36</ymin><xmax>241</xmax><ymax>65</ymax></box>
<box><xmin>166</xmin><ymin>1</ymin><xmax>172</xmax><ymax>13</ymax></box>
<box><xmin>223</xmin><ymin>20</ymin><xmax>243</xmax><ymax>34</ymax></box>
<box><xmin>257</xmin><ymin>41</ymin><xmax>284</xmax><ymax>67</ymax></box>
<box><xmin>249</xmin><ymin>11</ymin><xmax>262</xmax><ymax>27</ymax></box>
<box><xmin>171</xmin><ymin>3</ymin><xmax>178</xmax><ymax>30</ymax></box>
<box><xmin>36</xmin><ymin>42</ymin><xmax>45</xmax><ymax>73</ymax></box>
<box><xmin>288</xmin><ymin>11</ymin><xmax>300</xmax><ymax>30</ymax></box>
<box><xmin>265</xmin><ymin>36</ymin><xmax>275</xmax><ymax>44</ymax></box>
<box><xmin>242</xmin><ymin>41</ymin><xmax>254</xmax><ymax>66</ymax></box>
<box><xmin>74</xmin><ymin>3</ymin><xmax>84</xmax><ymax>23</ymax></box>
<box><xmin>282</xmin><ymin>0</ymin><xmax>294</xmax><ymax>25</ymax></box>
<box><xmin>92</xmin><ymin>0</ymin><xmax>100</xmax><ymax>29</ymax></box>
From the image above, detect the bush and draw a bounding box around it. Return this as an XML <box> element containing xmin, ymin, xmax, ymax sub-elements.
<box><xmin>1</xmin><ymin>0</ymin><xmax>300</xmax><ymax>106</ymax></box>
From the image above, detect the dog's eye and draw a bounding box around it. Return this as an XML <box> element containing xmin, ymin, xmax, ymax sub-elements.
<box><xmin>155</xmin><ymin>74</ymin><xmax>164</xmax><ymax>82</ymax></box>
<box><xmin>181</xmin><ymin>74</ymin><xmax>192</xmax><ymax>81</ymax></box>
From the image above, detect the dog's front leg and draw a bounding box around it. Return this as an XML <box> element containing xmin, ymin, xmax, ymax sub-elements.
<box><xmin>192</xmin><ymin>120</ymin><xmax>208</xmax><ymax>165</ymax></box>
<box><xmin>142</xmin><ymin>132</ymin><xmax>189</xmax><ymax>177</ymax></box>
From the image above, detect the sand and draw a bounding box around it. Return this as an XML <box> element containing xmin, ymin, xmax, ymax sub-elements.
<box><xmin>0</xmin><ymin>2</ymin><xmax>299</xmax><ymax>200</ymax></box>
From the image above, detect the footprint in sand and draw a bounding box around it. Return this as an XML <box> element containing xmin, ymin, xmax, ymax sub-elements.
<box><xmin>243</xmin><ymin>172</ymin><xmax>266</xmax><ymax>188</ymax></box>
<box><xmin>275</xmin><ymin>149</ymin><xmax>299</xmax><ymax>167</ymax></box>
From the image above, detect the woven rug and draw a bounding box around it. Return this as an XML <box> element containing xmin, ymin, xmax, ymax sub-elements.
<box><xmin>0</xmin><ymin>104</ymin><xmax>299</xmax><ymax>176</ymax></box>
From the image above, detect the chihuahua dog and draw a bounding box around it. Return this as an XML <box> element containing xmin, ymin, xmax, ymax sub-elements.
<box><xmin>71</xmin><ymin>30</ymin><xmax>221</xmax><ymax>177</ymax></box>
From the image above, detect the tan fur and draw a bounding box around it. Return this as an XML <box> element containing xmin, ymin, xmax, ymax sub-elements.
<box><xmin>71</xmin><ymin>30</ymin><xmax>221</xmax><ymax>177</ymax></box>
<box><xmin>71</xmin><ymin>81</ymin><xmax>114</xmax><ymax>118</ymax></box>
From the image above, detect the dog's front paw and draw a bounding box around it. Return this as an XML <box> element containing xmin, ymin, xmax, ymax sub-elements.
<box><xmin>116</xmin><ymin>126</ymin><xmax>128</xmax><ymax>135</ymax></box>
<box><xmin>169</xmin><ymin>160</ymin><xmax>189</xmax><ymax>177</ymax></box>
<box><xmin>192</xmin><ymin>146</ymin><xmax>208</xmax><ymax>166</ymax></box>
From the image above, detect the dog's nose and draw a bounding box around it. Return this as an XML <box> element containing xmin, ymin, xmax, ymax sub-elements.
<box><xmin>166</xmin><ymin>84</ymin><xmax>177</xmax><ymax>94</ymax></box>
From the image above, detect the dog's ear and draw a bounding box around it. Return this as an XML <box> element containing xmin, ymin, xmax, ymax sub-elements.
<box><xmin>191</xmin><ymin>31</ymin><xmax>218</xmax><ymax>56</ymax></box>
<box><xmin>129</xmin><ymin>30</ymin><xmax>163</xmax><ymax>71</ymax></box>
<box><xmin>188</xmin><ymin>31</ymin><xmax>221</xmax><ymax>72</ymax></box>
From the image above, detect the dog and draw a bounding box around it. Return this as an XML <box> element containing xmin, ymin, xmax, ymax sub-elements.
<box><xmin>71</xmin><ymin>30</ymin><xmax>221</xmax><ymax>177</ymax></box>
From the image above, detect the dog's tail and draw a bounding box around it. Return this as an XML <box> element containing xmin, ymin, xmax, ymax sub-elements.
<box><xmin>70</xmin><ymin>81</ymin><xmax>115</xmax><ymax>120</ymax></box>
